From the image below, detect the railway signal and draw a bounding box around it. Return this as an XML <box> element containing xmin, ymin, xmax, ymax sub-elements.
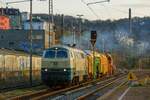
<box><xmin>90</xmin><ymin>30</ymin><xmax>97</xmax><ymax>79</ymax></box>
<box><xmin>90</xmin><ymin>30</ymin><xmax>97</xmax><ymax>46</ymax></box>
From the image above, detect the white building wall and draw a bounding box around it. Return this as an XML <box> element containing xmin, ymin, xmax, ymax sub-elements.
<box><xmin>21</xmin><ymin>12</ymin><xmax>29</xmax><ymax>22</ymax></box>
<box><xmin>24</xmin><ymin>22</ymin><xmax>45</xmax><ymax>30</ymax></box>
<box><xmin>23</xmin><ymin>21</ymin><xmax>54</xmax><ymax>31</ymax></box>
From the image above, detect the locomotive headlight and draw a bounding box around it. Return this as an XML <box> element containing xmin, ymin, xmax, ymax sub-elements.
<box><xmin>44</xmin><ymin>68</ymin><xmax>48</xmax><ymax>72</ymax></box>
<box><xmin>64</xmin><ymin>69</ymin><xmax>67</xmax><ymax>72</ymax></box>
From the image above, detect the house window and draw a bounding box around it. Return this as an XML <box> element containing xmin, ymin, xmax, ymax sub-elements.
<box><xmin>1</xmin><ymin>35</ymin><xmax>4</xmax><ymax>39</ymax></box>
<box><xmin>9</xmin><ymin>42</ymin><xmax>14</xmax><ymax>46</ymax></box>
<box><xmin>32</xmin><ymin>35</ymin><xmax>42</xmax><ymax>40</ymax></box>
<box><xmin>38</xmin><ymin>26</ymin><xmax>41</xmax><ymax>30</ymax></box>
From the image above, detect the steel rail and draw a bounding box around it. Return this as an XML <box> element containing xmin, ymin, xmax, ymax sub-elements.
<box><xmin>9</xmin><ymin>74</ymin><xmax>123</xmax><ymax>100</ymax></box>
<box><xmin>77</xmin><ymin>75</ymin><xmax>126</xmax><ymax>100</ymax></box>
<box><xmin>32</xmin><ymin>77</ymin><xmax>118</xmax><ymax>100</ymax></box>
<box><xmin>10</xmin><ymin>77</ymin><xmax>111</xmax><ymax>99</ymax></box>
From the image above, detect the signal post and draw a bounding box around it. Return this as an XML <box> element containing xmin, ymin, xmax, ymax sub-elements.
<box><xmin>90</xmin><ymin>31</ymin><xmax>97</xmax><ymax>79</ymax></box>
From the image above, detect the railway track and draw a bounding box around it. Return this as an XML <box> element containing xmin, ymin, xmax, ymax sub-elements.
<box><xmin>9</xmin><ymin>73</ymin><xmax>126</xmax><ymax>100</ymax></box>
<box><xmin>77</xmin><ymin>75</ymin><xmax>127</xmax><ymax>100</ymax></box>
<box><xmin>0</xmin><ymin>85</ymin><xmax>49</xmax><ymax>99</ymax></box>
<box><xmin>0</xmin><ymin>83</ymin><xmax>43</xmax><ymax>93</ymax></box>
<box><xmin>49</xmin><ymin>74</ymin><xmax>126</xmax><ymax>100</ymax></box>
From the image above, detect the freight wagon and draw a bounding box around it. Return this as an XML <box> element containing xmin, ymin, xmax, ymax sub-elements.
<box><xmin>0</xmin><ymin>48</ymin><xmax>41</xmax><ymax>89</ymax></box>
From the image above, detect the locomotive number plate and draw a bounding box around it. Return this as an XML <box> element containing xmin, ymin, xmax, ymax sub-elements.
<box><xmin>53</xmin><ymin>62</ymin><xmax>58</xmax><ymax>66</ymax></box>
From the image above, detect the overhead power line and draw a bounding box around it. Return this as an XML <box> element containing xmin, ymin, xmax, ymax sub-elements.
<box><xmin>6</xmin><ymin>0</ymin><xmax>30</xmax><ymax>5</ymax></box>
<box><xmin>87</xmin><ymin>5</ymin><xmax>100</xmax><ymax>18</ymax></box>
<box><xmin>81</xmin><ymin>0</ymin><xmax>100</xmax><ymax>18</ymax></box>
<box><xmin>81</xmin><ymin>0</ymin><xmax>110</xmax><ymax>19</ymax></box>
<box><xmin>81</xmin><ymin>0</ymin><xmax>148</xmax><ymax>19</ymax></box>
<box><xmin>87</xmin><ymin>0</ymin><xmax>110</xmax><ymax>6</ymax></box>
<box><xmin>100</xmin><ymin>4</ymin><xmax>148</xmax><ymax>16</ymax></box>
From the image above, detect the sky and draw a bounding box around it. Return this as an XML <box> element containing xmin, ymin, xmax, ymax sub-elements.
<box><xmin>0</xmin><ymin>0</ymin><xmax>150</xmax><ymax>20</ymax></box>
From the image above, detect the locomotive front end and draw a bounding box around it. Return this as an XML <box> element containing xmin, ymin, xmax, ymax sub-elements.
<box><xmin>41</xmin><ymin>47</ymin><xmax>72</xmax><ymax>86</ymax></box>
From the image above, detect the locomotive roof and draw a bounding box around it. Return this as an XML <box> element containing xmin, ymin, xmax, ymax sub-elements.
<box><xmin>84</xmin><ymin>50</ymin><xmax>91</xmax><ymax>55</ymax></box>
<box><xmin>46</xmin><ymin>45</ymin><xmax>84</xmax><ymax>53</ymax></box>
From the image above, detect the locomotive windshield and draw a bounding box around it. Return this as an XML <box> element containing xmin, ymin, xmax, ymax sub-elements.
<box><xmin>43</xmin><ymin>47</ymin><xmax>68</xmax><ymax>58</ymax></box>
<box><xmin>44</xmin><ymin>50</ymin><xmax>55</xmax><ymax>58</ymax></box>
<box><xmin>57</xmin><ymin>50</ymin><xmax>68</xmax><ymax>58</ymax></box>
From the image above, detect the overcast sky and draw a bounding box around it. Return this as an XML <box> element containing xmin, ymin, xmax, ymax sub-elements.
<box><xmin>1</xmin><ymin>0</ymin><xmax>150</xmax><ymax>20</ymax></box>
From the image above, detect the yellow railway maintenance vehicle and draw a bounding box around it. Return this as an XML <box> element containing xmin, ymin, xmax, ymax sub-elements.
<box><xmin>84</xmin><ymin>50</ymin><xmax>114</xmax><ymax>79</ymax></box>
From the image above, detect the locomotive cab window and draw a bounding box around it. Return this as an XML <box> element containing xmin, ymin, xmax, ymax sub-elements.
<box><xmin>56</xmin><ymin>50</ymin><xmax>68</xmax><ymax>58</ymax></box>
<box><xmin>43</xmin><ymin>47</ymin><xmax>68</xmax><ymax>58</ymax></box>
<box><xmin>43</xmin><ymin>50</ymin><xmax>55</xmax><ymax>58</ymax></box>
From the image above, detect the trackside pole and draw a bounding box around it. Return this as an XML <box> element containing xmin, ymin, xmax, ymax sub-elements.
<box><xmin>90</xmin><ymin>30</ymin><xmax>97</xmax><ymax>79</ymax></box>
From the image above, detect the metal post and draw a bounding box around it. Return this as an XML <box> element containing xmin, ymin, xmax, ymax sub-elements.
<box><xmin>73</xmin><ymin>26</ymin><xmax>76</xmax><ymax>46</ymax></box>
<box><xmin>48</xmin><ymin>0</ymin><xmax>50</xmax><ymax>48</ymax></box>
<box><xmin>29</xmin><ymin>0</ymin><xmax>33</xmax><ymax>86</ymax></box>
<box><xmin>49</xmin><ymin>0</ymin><xmax>54</xmax><ymax>47</ymax></box>
<box><xmin>90</xmin><ymin>30</ymin><xmax>97</xmax><ymax>79</ymax></box>
<box><xmin>102</xmin><ymin>38</ymin><xmax>105</xmax><ymax>53</ymax></box>
<box><xmin>51</xmin><ymin>0</ymin><xmax>54</xmax><ymax>45</ymax></box>
<box><xmin>61</xmin><ymin>14</ymin><xmax>64</xmax><ymax>44</ymax></box>
<box><xmin>93</xmin><ymin>45</ymin><xmax>95</xmax><ymax>79</ymax></box>
<box><xmin>129</xmin><ymin>8</ymin><xmax>132</xmax><ymax>34</ymax></box>
<box><xmin>77</xmin><ymin>14</ymin><xmax>83</xmax><ymax>48</ymax></box>
<box><xmin>1</xmin><ymin>7</ymin><xmax>4</xmax><ymax>15</ymax></box>
<box><xmin>138</xmin><ymin>59</ymin><xmax>141</xmax><ymax>71</ymax></box>
<box><xmin>79</xmin><ymin>19</ymin><xmax>81</xmax><ymax>47</ymax></box>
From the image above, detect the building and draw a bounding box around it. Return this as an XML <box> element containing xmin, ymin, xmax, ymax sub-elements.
<box><xmin>23</xmin><ymin>18</ymin><xmax>48</xmax><ymax>30</ymax></box>
<box><xmin>0</xmin><ymin>7</ymin><xmax>21</xmax><ymax>29</ymax></box>
<box><xmin>0</xmin><ymin>30</ymin><xmax>50</xmax><ymax>55</ymax></box>
<box><xmin>0</xmin><ymin>9</ymin><xmax>56</xmax><ymax>51</ymax></box>
<box><xmin>23</xmin><ymin>17</ymin><xmax>54</xmax><ymax>31</ymax></box>
<box><xmin>21</xmin><ymin>12</ymin><xmax>29</xmax><ymax>22</ymax></box>
<box><xmin>23</xmin><ymin>17</ymin><xmax>55</xmax><ymax>46</ymax></box>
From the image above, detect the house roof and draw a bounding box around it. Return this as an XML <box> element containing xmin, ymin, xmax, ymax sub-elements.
<box><xmin>25</xmin><ymin>18</ymin><xmax>45</xmax><ymax>22</ymax></box>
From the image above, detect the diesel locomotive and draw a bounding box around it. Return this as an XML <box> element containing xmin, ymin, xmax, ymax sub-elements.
<box><xmin>41</xmin><ymin>45</ymin><xmax>88</xmax><ymax>86</ymax></box>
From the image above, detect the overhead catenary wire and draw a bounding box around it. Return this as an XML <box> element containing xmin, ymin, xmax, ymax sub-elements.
<box><xmin>99</xmin><ymin>4</ymin><xmax>146</xmax><ymax>16</ymax></box>
<box><xmin>87</xmin><ymin>0</ymin><xmax>110</xmax><ymax>6</ymax></box>
<box><xmin>81</xmin><ymin>0</ymin><xmax>148</xmax><ymax>20</ymax></box>
<box><xmin>92</xmin><ymin>3</ymin><xmax>148</xmax><ymax>17</ymax></box>
<box><xmin>86</xmin><ymin>5</ymin><xmax>100</xmax><ymax>18</ymax></box>
<box><xmin>0</xmin><ymin>0</ymin><xmax>30</xmax><ymax>8</ymax></box>
<box><xmin>6</xmin><ymin>0</ymin><xmax>30</xmax><ymax>5</ymax></box>
<box><xmin>81</xmin><ymin>0</ymin><xmax>100</xmax><ymax>18</ymax></box>
<box><xmin>105</xmin><ymin>5</ymin><xmax>128</xmax><ymax>14</ymax></box>
<box><xmin>81</xmin><ymin>0</ymin><xmax>111</xmax><ymax>19</ymax></box>
<box><xmin>99</xmin><ymin>4</ymin><xmax>112</xmax><ymax>19</ymax></box>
